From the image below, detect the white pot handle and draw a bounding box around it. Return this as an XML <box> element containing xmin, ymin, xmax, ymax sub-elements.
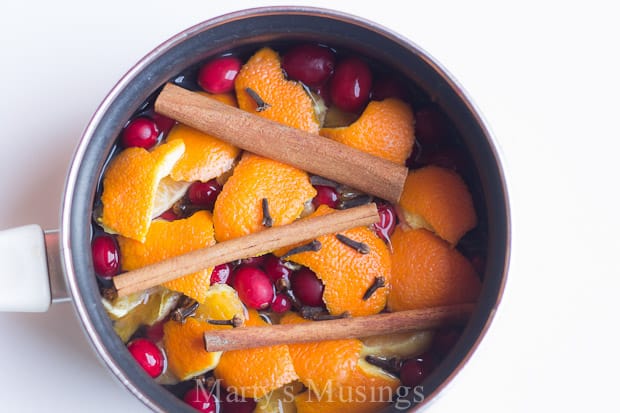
<box><xmin>0</xmin><ymin>225</ymin><xmax>69</xmax><ymax>312</ymax></box>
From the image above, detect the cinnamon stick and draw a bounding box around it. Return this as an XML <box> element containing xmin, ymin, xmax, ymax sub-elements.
<box><xmin>155</xmin><ymin>83</ymin><xmax>408</xmax><ymax>203</ymax></box>
<box><xmin>204</xmin><ymin>303</ymin><xmax>475</xmax><ymax>352</ymax></box>
<box><xmin>113</xmin><ymin>203</ymin><xmax>379</xmax><ymax>297</ymax></box>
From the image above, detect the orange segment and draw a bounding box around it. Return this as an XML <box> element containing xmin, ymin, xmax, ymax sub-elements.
<box><xmin>162</xmin><ymin>317</ymin><xmax>223</xmax><ymax>380</ymax></box>
<box><xmin>235</xmin><ymin>47</ymin><xmax>319</xmax><ymax>133</ymax></box>
<box><xmin>320</xmin><ymin>98</ymin><xmax>414</xmax><ymax>165</ymax></box>
<box><xmin>387</xmin><ymin>227</ymin><xmax>481</xmax><ymax>311</ymax></box>
<box><xmin>213</xmin><ymin>153</ymin><xmax>316</xmax><ymax>242</ymax></box>
<box><xmin>281</xmin><ymin>313</ymin><xmax>399</xmax><ymax>413</ymax></box>
<box><xmin>214</xmin><ymin>310</ymin><xmax>298</xmax><ymax>399</ymax></box>
<box><xmin>279</xmin><ymin>205</ymin><xmax>391</xmax><ymax>316</ymax></box>
<box><xmin>117</xmin><ymin>211</ymin><xmax>215</xmax><ymax>303</ymax></box>
<box><xmin>100</xmin><ymin>139</ymin><xmax>185</xmax><ymax>242</ymax></box>
<box><xmin>168</xmin><ymin>93</ymin><xmax>240</xmax><ymax>182</ymax></box>
<box><xmin>399</xmin><ymin>165</ymin><xmax>477</xmax><ymax>245</ymax></box>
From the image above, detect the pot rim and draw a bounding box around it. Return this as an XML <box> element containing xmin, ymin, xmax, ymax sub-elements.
<box><xmin>60</xmin><ymin>5</ymin><xmax>511</xmax><ymax>412</ymax></box>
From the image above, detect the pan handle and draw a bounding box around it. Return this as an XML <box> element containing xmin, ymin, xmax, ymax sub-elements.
<box><xmin>0</xmin><ymin>225</ymin><xmax>69</xmax><ymax>312</ymax></box>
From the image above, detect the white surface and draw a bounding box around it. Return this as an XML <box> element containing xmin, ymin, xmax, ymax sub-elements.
<box><xmin>0</xmin><ymin>225</ymin><xmax>50</xmax><ymax>312</ymax></box>
<box><xmin>0</xmin><ymin>0</ymin><xmax>618</xmax><ymax>411</ymax></box>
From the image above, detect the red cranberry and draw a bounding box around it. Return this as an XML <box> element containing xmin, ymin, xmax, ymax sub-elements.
<box><xmin>239</xmin><ymin>256</ymin><xmax>266</xmax><ymax>268</ymax></box>
<box><xmin>188</xmin><ymin>179</ymin><xmax>222</xmax><ymax>209</ymax></box>
<box><xmin>158</xmin><ymin>208</ymin><xmax>178</xmax><ymax>221</ymax></box>
<box><xmin>121</xmin><ymin>117</ymin><xmax>159</xmax><ymax>149</ymax></box>
<box><xmin>290</xmin><ymin>267</ymin><xmax>324</xmax><ymax>307</ymax></box>
<box><xmin>197</xmin><ymin>56</ymin><xmax>242</xmax><ymax>94</ymax></box>
<box><xmin>183</xmin><ymin>387</ymin><xmax>219</xmax><ymax>413</ymax></box>
<box><xmin>220</xmin><ymin>393</ymin><xmax>256</xmax><ymax>413</ymax></box>
<box><xmin>330</xmin><ymin>57</ymin><xmax>372</xmax><ymax>112</ymax></box>
<box><xmin>232</xmin><ymin>266</ymin><xmax>274</xmax><ymax>309</ymax></box>
<box><xmin>210</xmin><ymin>263</ymin><xmax>232</xmax><ymax>285</ymax></box>
<box><xmin>271</xmin><ymin>293</ymin><xmax>293</xmax><ymax>313</ymax></box>
<box><xmin>315</xmin><ymin>82</ymin><xmax>332</xmax><ymax>106</ymax></box>
<box><xmin>414</xmin><ymin>105</ymin><xmax>449</xmax><ymax>146</ymax></box>
<box><xmin>91</xmin><ymin>235</ymin><xmax>119</xmax><ymax>278</ymax></box>
<box><xmin>152</xmin><ymin>113</ymin><xmax>176</xmax><ymax>135</ymax></box>
<box><xmin>373</xmin><ymin>203</ymin><xmax>397</xmax><ymax>244</ymax></box>
<box><xmin>425</xmin><ymin>146</ymin><xmax>469</xmax><ymax>174</ymax></box>
<box><xmin>281</xmin><ymin>44</ymin><xmax>335</xmax><ymax>87</ymax></box>
<box><xmin>400</xmin><ymin>353</ymin><xmax>435</xmax><ymax>388</ymax></box>
<box><xmin>145</xmin><ymin>320</ymin><xmax>165</xmax><ymax>343</ymax></box>
<box><xmin>312</xmin><ymin>185</ymin><xmax>339</xmax><ymax>209</ymax></box>
<box><xmin>371</xmin><ymin>76</ymin><xmax>408</xmax><ymax>101</ymax></box>
<box><xmin>127</xmin><ymin>338</ymin><xmax>165</xmax><ymax>378</ymax></box>
<box><xmin>262</xmin><ymin>254</ymin><xmax>292</xmax><ymax>282</ymax></box>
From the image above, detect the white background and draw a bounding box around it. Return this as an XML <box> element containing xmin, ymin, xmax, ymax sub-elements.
<box><xmin>1</xmin><ymin>0</ymin><xmax>618</xmax><ymax>412</ymax></box>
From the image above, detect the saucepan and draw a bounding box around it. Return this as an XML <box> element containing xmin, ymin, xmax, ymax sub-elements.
<box><xmin>0</xmin><ymin>6</ymin><xmax>510</xmax><ymax>412</ymax></box>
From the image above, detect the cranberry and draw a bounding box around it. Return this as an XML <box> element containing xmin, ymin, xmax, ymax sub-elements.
<box><xmin>152</xmin><ymin>113</ymin><xmax>176</xmax><ymax>135</ymax></box>
<box><xmin>315</xmin><ymin>82</ymin><xmax>332</xmax><ymax>106</ymax></box>
<box><xmin>220</xmin><ymin>393</ymin><xmax>256</xmax><ymax>413</ymax></box>
<box><xmin>188</xmin><ymin>179</ymin><xmax>222</xmax><ymax>209</ymax></box>
<box><xmin>145</xmin><ymin>321</ymin><xmax>165</xmax><ymax>343</ymax></box>
<box><xmin>121</xmin><ymin>117</ymin><xmax>159</xmax><ymax>149</ymax></box>
<box><xmin>233</xmin><ymin>266</ymin><xmax>274</xmax><ymax>309</ymax></box>
<box><xmin>400</xmin><ymin>353</ymin><xmax>435</xmax><ymax>388</ymax></box>
<box><xmin>290</xmin><ymin>267</ymin><xmax>324</xmax><ymax>307</ymax></box>
<box><xmin>425</xmin><ymin>146</ymin><xmax>469</xmax><ymax>174</ymax></box>
<box><xmin>183</xmin><ymin>387</ymin><xmax>219</xmax><ymax>413</ymax></box>
<box><xmin>262</xmin><ymin>254</ymin><xmax>292</xmax><ymax>283</ymax></box>
<box><xmin>91</xmin><ymin>235</ymin><xmax>119</xmax><ymax>278</ymax></box>
<box><xmin>414</xmin><ymin>105</ymin><xmax>449</xmax><ymax>146</ymax></box>
<box><xmin>271</xmin><ymin>293</ymin><xmax>292</xmax><ymax>313</ymax></box>
<box><xmin>238</xmin><ymin>256</ymin><xmax>266</xmax><ymax>268</ymax></box>
<box><xmin>158</xmin><ymin>208</ymin><xmax>178</xmax><ymax>221</ymax></box>
<box><xmin>127</xmin><ymin>338</ymin><xmax>165</xmax><ymax>378</ymax></box>
<box><xmin>281</xmin><ymin>44</ymin><xmax>335</xmax><ymax>87</ymax></box>
<box><xmin>330</xmin><ymin>57</ymin><xmax>372</xmax><ymax>112</ymax></box>
<box><xmin>373</xmin><ymin>203</ymin><xmax>397</xmax><ymax>244</ymax></box>
<box><xmin>197</xmin><ymin>56</ymin><xmax>242</xmax><ymax>94</ymax></box>
<box><xmin>371</xmin><ymin>76</ymin><xmax>408</xmax><ymax>101</ymax></box>
<box><xmin>312</xmin><ymin>185</ymin><xmax>339</xmax><ymax>209</ymax></box>
<box><xmin>210</xmin><ymin>263</ymin><xmax>233</xmax><ymax>285</ymax></box>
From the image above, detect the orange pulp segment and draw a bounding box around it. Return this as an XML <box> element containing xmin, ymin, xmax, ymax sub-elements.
<box><xmin>100</xmin><ymin>139</ymin><xmax>185</xmax><ymax>242</ymax></box>
<box><xmin>117</xmin><ymin>210</ymin><xmax>215</xmax><ymax>303</ymax></box>
<box><xmin>320</xmin><ymin>98</ymin><xmax>414</xmax><ymax>165</ymax></box>
<box><xmin>387</xmin><ymin>227</ymin><xmax>481</xmax><ymax>311</ymax></box>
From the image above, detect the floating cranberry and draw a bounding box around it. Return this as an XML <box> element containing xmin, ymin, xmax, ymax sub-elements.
<box><xmin>183</xmin><ymin>387</ymin><xmax>219</xmax><ymax>413</ymax></box>
<box><xmin>371</xmin><ymin>76</ymin><xmax>407</xmax><ymax>101</ymax></box>
<box><xmin>425</xmin><ymin>146</ymin><xmax>469</xmax><ymax>174</ymax></box>
<box><xmin>233</xmin><ymin>266</ymin><xmax>274</xmax><ymax>310</ymax></box>
<box><xmin>127</xmin><ymin>338</ymin><xmax>165</xmax><ymax>378</ymax></box>
<box><xmin>262</xmin><ymin>254</ymin><xmax>292</xmax><ymax>282</ymax></box>
<box><xmin>312</xmin><ymin>185</ymin><xmax>339</xmax><ymax>209</ymax></box>
<box><xmin>239</xmin><ymin>256</ymin><xmax>266</xmax><ymax>268</ymax></box>
<box><xmin>220</xmin><ymin>394</ymin><xmax>256</xmax><ymax>413</ymax></box>
<box><xmin>271</xmin><ymin>293</ymin><xmax>293</xmax><ymax>313</ymax></box>
<box><xmin>188</xmin><ymin>179</ymin><xmax>222</xmax><ymax>209</ymax></box>
<box><xmin>210</xmin><ymin>263</ymin><xmax>233</xmax><ymax>285</ymax></box>
<box><xmin>373</xmin><ymin>203</ymin><xmax>397</xmax><ymax>244</ymax></box>
<box><xmin>121</xmin><ymin>117</ymin><xmax>159</xmax><ymax>149</ymax></box>
<box><xmin>152</xmin><ymin>113</ymin><xmax>176</xmax><ymax>135</ymax></box>
<box><xmin>158</xmin><ymin>208</ymin><xmax>178</xmax><ymax>221</ymax></box>
<box><xmin>315</xmin><ymin>82</ymin><xmax>332</xmax><ymax>106</ymax></box>
<box><xmin>400</xmin><ymin>353</ymin><xmax>435</xmax><ymax>388</ymax></box>
<box><xmin>197</xmin><ymin>56</ymin><xmax>242</xmax><ymax>94</ymax></box>
<box><xmin>91</xmin><ymin>235</ymin><xmax>119</xmax><ymax>278</ymax></box>
<box><xmin>330</xmin><ymin>57</ymin><xmax>372</xmax><ymax>112</ymax></box>
<box><xmin>414</xmin><ymin>105</ymin><xmax>449</xmax><ymax>146</ymax></box>
<box><xmin>290</xmin><ymin>267</ymin><xmax>324</xmax><ymax>307</ymax></box>
<box><xmin>281</xmin><ymin>44</ymin><xmax>335</xmax><ymax>87</ymax></box>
